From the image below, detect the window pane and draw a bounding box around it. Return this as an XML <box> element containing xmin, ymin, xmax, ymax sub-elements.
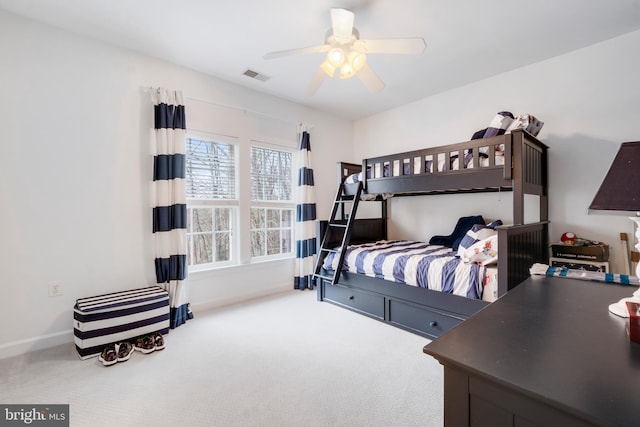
<box><xmin>186</xmin><ymin>137</ymin><xmax>236</xmax><ymax>199</ymax></box>
<box><xmin>267</xmin><ymin>230</ymin><xmax>280</xmax><ymax>255</ymax></box>
<box><xmin>193</xmin><ymin>234</ymin><xmax>213</xmax><ymax>265</ymax></box>
<box><xmin>251</xmin><ymin>230</ymin><xmax>265</xmax><ymax>257</ymax></box>
<box><xmin>186</xmin><ymin>206</ymin><xmax>235</xmax><ymax>267</ymax></box>
<box><xmin>192</xmin><ymin>208</ymin><xmax>213</xmax><ymax>233</ymax></box>
<box><xmin>215</xmin><ymin>208</ymin><xmax>230</xmax><ymax>231</ymax></box>
<box><xmin>215</xmin><ymin>233</ymin><xmax>230</xmax><ymax>262</ymax></box>
<box><xmin>281</xmin><ymin>210</ymin><xmax>291</xmax><ymax>227</ymax></box>
<box><xmin>267</xmin><ymin>209</ymin><xmax>280</xmax><ymax>228</ymax></box>
<box><xmin>250</xmin><ymin>207</ymin><xmax>294</xmax><ymax>259</ymax></box>
<box><xmin>281</xmin><ymin>229</ymin><xmax>292</xmax><ymax>253</ymax></box>
<box><xmin>250</xmin><ymin>146</ymin><xmax>292</xmax><ymax>201</ymax></box>
<box><xmin>251</xmin><ymin>208</ymin><xmax>264</xmax><ymax>229</ymax></box>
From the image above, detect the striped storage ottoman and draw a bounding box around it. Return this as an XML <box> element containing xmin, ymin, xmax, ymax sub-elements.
<box><xmin>73</xmin><ymin>286</ymin><xmax>170</xmax><ymax>359</ymax></box>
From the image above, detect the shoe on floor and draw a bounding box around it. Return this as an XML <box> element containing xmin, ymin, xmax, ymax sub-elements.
<box><xmin>153</xmin><ymin>333</ymin><xmax>165</xmax><ymax>351</ymax></box>
<box><xmin>134</xmin><ymin>335</ymin><xmax>156</xmax><ymax>354</ymax></box>
<box><xmin>98</xmin><ymin>344</ymin><xmax>118</xmax><ymax>367</ymax></box>
<box><xmin>116</xmin><ymin>341</ymin><xmax>134</xmax><ymax>362</ymax></box>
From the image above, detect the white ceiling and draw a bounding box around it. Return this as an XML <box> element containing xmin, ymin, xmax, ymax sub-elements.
<box><xmin>2</xmin><ymin>0</ymin><xmax>640</xmax><ymax>120</ymax></box>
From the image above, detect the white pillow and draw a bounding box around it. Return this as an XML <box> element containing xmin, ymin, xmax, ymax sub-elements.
<box><xmin>505</xmin><ymin>114</ymin><xmax>544</xmax><ymax>137</ymax></box>
<box><xmin>456</xmin><ymin>225</ymin><xmax>497</xmax><ymax>258</ymax></box>
<box><xmin>462</xmin><ymin>234</ymin><xmax>498</xmax><ymax>266</ymax></box>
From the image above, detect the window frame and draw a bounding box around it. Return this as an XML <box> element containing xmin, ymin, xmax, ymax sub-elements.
<box><xmin>186</xmin><ymin>202</ymin><xmax>237</xmax><ymax>271</ymax></box>
<box><xmin>249</xmin><ymin>142</ymin><xmax>296</xmax><ymax>263</ymax></box>
<box><xmin>183</xmin><ymin>133</ymin><xmax>297</xmax><ymax>272</ymax></box>
<box><xmin>184</xmin><ymin>133</ymin><xmax>240</xmax><ymax>271</ymax></box>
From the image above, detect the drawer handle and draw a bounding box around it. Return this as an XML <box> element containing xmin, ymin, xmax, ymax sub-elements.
<box><xmin>429</xmin><ymin>321</ymin><xmax>438</xmax><ymax>328</ymax></box>
<box><xmin>349</xmin><ymin>295</ymin><xmax>355</xmax><ymax>300</ymax></box>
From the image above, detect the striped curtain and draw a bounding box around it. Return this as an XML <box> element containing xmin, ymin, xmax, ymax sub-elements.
<box><xmin>150</xmin><ymin>88</ymin><xmax>193</xmax><ymax>328</ymax></box>
<box><xmin>294</xmin><ymin>130</ymin><xmax>317</xmax><ymax>290</ymax></box>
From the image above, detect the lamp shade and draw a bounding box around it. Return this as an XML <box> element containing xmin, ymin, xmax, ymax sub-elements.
<box><xmin>588</xmin><ymin>141</ymin><xmax>640</xmax><ymax>214</ymax></box>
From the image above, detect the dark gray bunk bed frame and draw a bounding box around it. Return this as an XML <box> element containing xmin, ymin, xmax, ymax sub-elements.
<box><xmin>315</xmin><ymin>129</ymin><xmax>549</xmax><ymax>339</ymax></box>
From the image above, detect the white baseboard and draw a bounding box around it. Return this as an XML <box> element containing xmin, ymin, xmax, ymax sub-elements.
<box><xmin>0</xmin><ymin>330</ymin><xmax>74</xmax><ymax>360</ymax></box>
<box><xmin>0</xmin><ymin>284</ymin><xmax>295</xmax><ymax>360</ymax></box>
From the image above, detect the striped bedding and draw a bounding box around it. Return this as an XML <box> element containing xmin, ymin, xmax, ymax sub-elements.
<box><xmin>322</xmin><ymin>240</ymin><xmax>491</xmax><ymax>300</ymax></box>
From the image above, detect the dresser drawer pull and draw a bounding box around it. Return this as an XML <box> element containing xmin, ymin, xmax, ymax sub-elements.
<box><xmin>349</xmin><ymin>295</ymin><xmax>355</xmax><ymax>300</ymax></box>
<box><xmin>429</xmin><ymin>321</ymin><xmax>438</xmax><ymax>328</ymax></box>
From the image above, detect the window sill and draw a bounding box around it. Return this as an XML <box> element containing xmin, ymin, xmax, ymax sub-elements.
<box><xmin>188</xmin><ymin>256</ymin><xmax>295</xmax><ymax>276</ymax></box>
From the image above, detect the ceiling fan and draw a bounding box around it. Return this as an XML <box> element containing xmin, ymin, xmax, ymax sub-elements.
<box><xmin>263</xmin><ymin>8</ymin><xmax>426</xmax><ymax>96</ymax></box>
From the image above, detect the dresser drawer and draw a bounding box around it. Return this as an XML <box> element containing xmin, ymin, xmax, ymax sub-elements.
<box><xmin>388</xmin><ymin>299</ymin><xmax>464</xmax><ymax>339</ymax></box>
<box><xmin>323</xmin><ymin>283</ymin><xmax>385</xmax><ymax>320</ymax></box>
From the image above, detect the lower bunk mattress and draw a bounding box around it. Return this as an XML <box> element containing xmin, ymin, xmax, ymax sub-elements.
<box><xmin>323</xmin><ymin>240</ymin><xmax>498</xmax><ymax>303</ymax></box>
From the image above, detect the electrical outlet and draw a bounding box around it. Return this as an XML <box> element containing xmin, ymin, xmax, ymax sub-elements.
<box><xmin>49</xmin><ymin>281</ymin><xmax>63</xmax><ymax>297</ymax></box>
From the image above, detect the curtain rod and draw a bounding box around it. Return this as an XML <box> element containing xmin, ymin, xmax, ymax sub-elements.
<box><xmin>144</xmin><ymin>87</ymin><xmax>313</xmax><ymax>132</ymax></box>
<box><xmin>185</xmin><ymin>127</ymin><xmax>291</xmax><ymax>149</ymax></box>
<box><xmin>185</xmin><ymin>95</ymin><xmax>312</xmax><ymax>130</ymax></box>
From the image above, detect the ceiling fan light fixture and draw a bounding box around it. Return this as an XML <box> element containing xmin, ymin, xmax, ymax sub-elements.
<box><xmin>339</xmin><ymin>62</ymin><xmax>356</xmax><ymax>79</ymax></box>
<box><xmin>327</xmin><ymin>47</ymin><xmax>345</xmax><ymax>67</ymax></box>
<box><xmin>349</xmin><ymin>51</ymin><xmax>366</xmax><ymax>72</ymax></box>
<box><xmin>320</xmin><ymin>60</ymin><xmax>337</xmax><ymax>77</ymax></box>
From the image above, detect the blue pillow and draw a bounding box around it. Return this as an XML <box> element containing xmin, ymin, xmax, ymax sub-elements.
<box><xmin>487</xmin><ymin>219</ymin><xmax>503</xmax><ymax>228</ymax></box>
<box><xmin>429</xmin><ymin>215</ymin><xmax>485</xmax><ymax>250</ymax></box>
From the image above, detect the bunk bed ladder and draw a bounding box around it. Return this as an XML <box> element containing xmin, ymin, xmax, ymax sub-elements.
<box><xmin>313</xmin><ymin>181</ymin><xmax>363</xmax><ymax>285</ymax></box>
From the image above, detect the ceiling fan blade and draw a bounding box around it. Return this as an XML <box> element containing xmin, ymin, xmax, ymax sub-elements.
<box><xmin>263</xmin><ymin>44</ymin><xmax>329</xmax><ymax>60</ymax></box>
<box><xmin>360</xmin><ymin>38</ymin><xmax>426</xmax><ymax>54</ymax></box>
<box><xmin>304</xmin><ymin>67</ymin><xmax>327</xmax><ymax>97</ymax></box>
<box><xmin>330</xmin><ymin>8</ymin><xmax>355</xmax><ymax>40</ymax></box>
<box><xmin>356</xmin><ymin>63</ymin><xmax>385</xmax><ymax>93</ymax></box>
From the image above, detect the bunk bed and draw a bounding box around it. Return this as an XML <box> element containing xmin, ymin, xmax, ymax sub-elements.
<box><xmin>315</xmin><ymin>129</ymin><xmax>549</xmax><ymax>339</ymax></box>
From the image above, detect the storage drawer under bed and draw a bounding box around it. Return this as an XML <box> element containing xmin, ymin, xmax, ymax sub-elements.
<box><xmin>323</xmin><ymin>282</ymin><xmax>385</xmax><ymax>320</ymax></box>
<box><xmin>388</xmin><ymin>299</ymin><xmax>465</xmax><ymax>339</ymax></box>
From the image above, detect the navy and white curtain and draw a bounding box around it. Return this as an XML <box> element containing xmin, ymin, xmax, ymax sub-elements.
<box><xmin>150</xmin><ymin>88</ymin><xmax>193</xmax><ymax>328</ymax></box>
<box><xmin>294</xmin><ymin>129</ymin><xmax>317</xmax><ymax>290</ymax></box>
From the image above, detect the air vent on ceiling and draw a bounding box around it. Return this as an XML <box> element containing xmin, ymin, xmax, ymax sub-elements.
<box><xmin>243</xmin><ymin>69</ymin><xmax>270</xmax><ymax>82</ymax></box>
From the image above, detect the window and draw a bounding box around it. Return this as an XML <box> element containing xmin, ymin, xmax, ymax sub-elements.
<box><xmin>250</xmin><ymin>146</ymin><xmax>292</xmax><ymax>201</ymax></box>
<box><xmin>250</xmin><ymin>208</ymin><xmax>292</xmax><ymax>257</ymax></box>
<box><xmin>186</xmin><ymin>137</ymin><xmax>235</xmax><ymax>200</ymax></box>
<box><xmin>185</xmin><ymin>137</ymin><xmax>237</xmax><ymax>269</ymax></box>
<box><xmin>187</xmin><ymin>206</ymin><xmax>233</xmax><ymax>266</ymax></box>
<box><xmin>184</xmin><ymin>136</ymin><xmax>295</xmax><ymax>270</ymax></box>
<box><xmin>250</xmin><ymin>146</ymin><xmax>294</xmax><ymax>260</ymax></box>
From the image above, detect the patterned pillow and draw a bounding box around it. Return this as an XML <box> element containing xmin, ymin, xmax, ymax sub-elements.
<box><xmin>462</xmin><ymin>234</ymin><xmax>499</xmax><ymax>266</ymax></box>
<box><xmin>471</xmin><ymin>111</ymin><xmax>515</xmax><ymax>148</ymax></box>
<box><xmin>506</xmin><ymin>114</ymin><xmax>544</xmax><ymax>137</ymax></box>
<box><xmin>456</xmin><ymin>224</ymin><xmax>496</xmax><ymax>258</ymax></box>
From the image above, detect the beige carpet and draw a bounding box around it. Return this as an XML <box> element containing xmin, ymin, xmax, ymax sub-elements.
<box><xmin>0</xmin><ymin>290</ymin><xmax>444</xmax><ymax>426</ymax></box>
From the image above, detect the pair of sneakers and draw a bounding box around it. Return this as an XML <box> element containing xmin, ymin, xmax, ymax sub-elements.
<box><xmin>98</xmin><ymin>341</ymin><xmax>134</xmax><ymax>367</ymax></box>
<box><xmin>133</xmin><ymin>332</ymin><xmax>165</xmax><ymax>354</ymax></box>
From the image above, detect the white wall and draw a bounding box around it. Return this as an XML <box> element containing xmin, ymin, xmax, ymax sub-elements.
<box><xmin>0</xmin><ymin>10</ymin><xmax>352</xmax><ymax>358</ymax></box>
<box><xmin>354</xmin><ymin>30</ymin><xmax>640</xmax><ymax>274</ymax></box>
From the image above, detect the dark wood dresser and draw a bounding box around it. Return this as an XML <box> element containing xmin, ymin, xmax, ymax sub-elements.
<box><xmin>423</xmin><ymin>275</ymin><xmax>640</xmax><ymax>427</ymax></box>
